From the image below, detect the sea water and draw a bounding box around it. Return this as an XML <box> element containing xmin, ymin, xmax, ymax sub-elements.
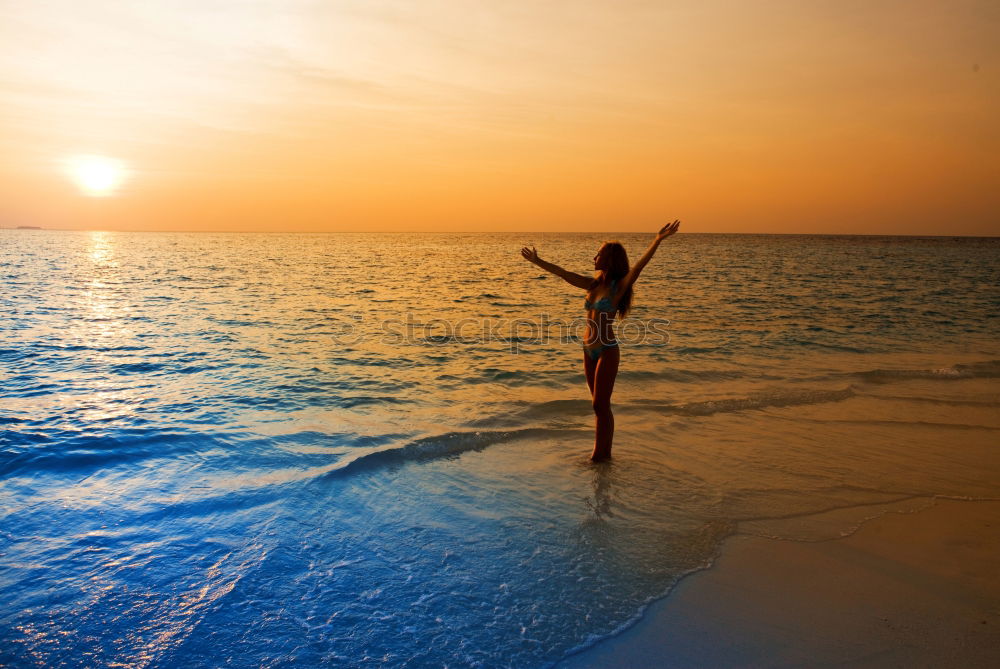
<box><xmin>1</xmin><ymin>231</ymin><xmax>998</xmax><ymax>667</ymax></box>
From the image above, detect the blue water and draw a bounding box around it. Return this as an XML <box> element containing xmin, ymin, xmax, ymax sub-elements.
<box><xmin>2</xmin><ymin>231</ymin><xmax>999</xmax><ymax>667</ymax></box>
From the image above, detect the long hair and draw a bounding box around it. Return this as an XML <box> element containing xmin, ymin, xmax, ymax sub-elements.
<box><xmin>592</xmin><ymin>241</ymin><xmax>633</xmax><ymax>319</ymax></box>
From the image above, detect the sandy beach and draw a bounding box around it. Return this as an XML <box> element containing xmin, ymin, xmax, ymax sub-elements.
<box><xmin>561</xmin><ymin>499</ymin><xmax>1000</xmax><ymax>668</ymax></box>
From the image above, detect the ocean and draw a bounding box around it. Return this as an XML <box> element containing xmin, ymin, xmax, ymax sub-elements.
<box><xmin>1</xmin><ymin>230</ymin><xmax>998</xmax><ymax>667</ymax></box>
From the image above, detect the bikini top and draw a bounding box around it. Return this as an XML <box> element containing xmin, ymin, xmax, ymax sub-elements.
<box><xmin>584</xmin><ymin>279</ymin><xmax>618</xmax><ymax>313</ymax></box>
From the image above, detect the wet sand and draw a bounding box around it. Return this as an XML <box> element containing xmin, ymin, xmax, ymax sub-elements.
<box><xmin>560</xmin><ymin>499</ymin><xmax>1000</xmax><ymax>668</ymax></box>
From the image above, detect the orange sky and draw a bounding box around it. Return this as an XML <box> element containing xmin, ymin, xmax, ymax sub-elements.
<box><xmin>1</xmin><ymin>0</ymin><xmax>997</xmax><ymax>234</ymax></box>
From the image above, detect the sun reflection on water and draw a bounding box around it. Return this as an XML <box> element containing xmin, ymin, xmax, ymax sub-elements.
<box><xmin>89</xmin><ymin>230</ymin><xmax>116</xmax><ymax>266</ymax></box>
<box><xmin>62</xmin><ymin>231</ymin><xmax>139</xmax><ymax>429</ymax></box>
<box><xmin>83</xmin><ymin>231</ymin><xmax>128</xmax><ymax>331</ymax></box>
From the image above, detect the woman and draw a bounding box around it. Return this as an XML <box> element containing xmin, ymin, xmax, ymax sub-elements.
<box><xmin>520</xmin><ymin>221</ymin><xmax>680</xmax><ymax>461</ymax></box>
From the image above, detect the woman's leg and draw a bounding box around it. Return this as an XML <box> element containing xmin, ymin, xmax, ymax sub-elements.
<box><xmin>583</xmin><ymin>349</ymin><xmax>597</xmax><ymax>396</ymax></box>
<box><xmin>590</xmin><ymin>346</ymin><xmax>620</xmax><ymax>461</ymax></box>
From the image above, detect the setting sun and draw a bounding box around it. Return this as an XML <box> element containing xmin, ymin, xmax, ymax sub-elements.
<box><xmin>64</xmin><ymin>155</ymin><xmax>128</xmax><ymax>197</ymax></box>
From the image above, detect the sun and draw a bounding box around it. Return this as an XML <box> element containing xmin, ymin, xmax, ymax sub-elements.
<box><xmin>64</xmin><ymin>154</ymin><xmax>129</xmax><ymax>197</ymax></box>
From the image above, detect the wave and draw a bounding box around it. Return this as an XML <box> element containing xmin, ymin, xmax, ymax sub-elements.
<box><xmin>466</xmin><ymin>387</ymin><xmax>857</xmax><ymax>430</ymax></box>
<box><xmin>11</xmin><ymin>343</ymin><xmax>150</xmax><ymax>353</ymax></box>
<box><xmin>863</xmin><ymin>394</ymin><xmax>1000</xmax><ymax>408</ymax></box>
<box><xmin>438</xmin><ymin>366</ymin><xmax>765</xmax><ymax>391</ymax></box>
<box><xmin>796</xmin><ymin>341</ymin><xmax>872</xmax><ymax>354</ymax></box>
<box><xmin>618</xmin><ymin>368</ymin><xmax>766</xmax><ymax>383</ymax></box>
<box><xmin>0</xmin><ymin>423</ymin><xmax>586</xmax><ymax>495</ymax></box>
<box><xmin>318</xmin><ymin>427</ymin><xmax>588</xmax><ymax>481</ymax></box>
<box><xmin>437</xmin><ymin>368</ymin><xmax>579</xmax><ymax>388</ymax></box>
<box><xmin>661</xmin><ymin>388</ymin><xmax>856</xmax><ymax>417</ymax></box>
<box><xmin>628</xmin><ymin>388</ymin><xmax>856</xmax><ymax>417</ymax></box>
<box><xmin>0</xmin><ymin>428</ymin><xmax>240</xmax><ymax>477</ymax></box>
<box><xmin>853</xmin><ymin>359</ymin><xmax>1000</xmax><ymax>383</ymax></box>
<box><xmin>111</xmin><ymin>361</ymin><xmax>167</xmax><ymax>374</ymax></box>
<box><xmin>463</xmin><ymin>399</ymin><xmax>592</xmax><ymax>428</ymax></box>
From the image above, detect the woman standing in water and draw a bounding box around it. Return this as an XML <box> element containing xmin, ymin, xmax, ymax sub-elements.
<box><xmin>521</xmin><ymin>221</ymin><xmax>681</xmax><ymax>460</ymax></box>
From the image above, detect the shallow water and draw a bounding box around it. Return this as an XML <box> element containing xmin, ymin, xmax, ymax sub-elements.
<box><xmin>1</xmin><ymin>230</ymin><xmax>998</xmax><ymax>667</ymax></box>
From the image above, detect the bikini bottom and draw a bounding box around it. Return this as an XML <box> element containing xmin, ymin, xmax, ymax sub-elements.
<box><xmin>583</xmin><ymin>340</ymin><xmax>619</xmax><ymax>361</ymax></box>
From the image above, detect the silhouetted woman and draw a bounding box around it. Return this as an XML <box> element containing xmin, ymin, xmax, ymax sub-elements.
<box><xmin>521</xmin><ymin>221</ymin><xmax>680</xmax><ymax>460</ymax></box>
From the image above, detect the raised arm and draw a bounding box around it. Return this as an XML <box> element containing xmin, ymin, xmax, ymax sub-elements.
<box><xmin>520</xmin><ymin>246</ymin><xmax>592</xmax><ymax>289</ymax></box>
<box><xmin>620</xmin><ymin>220</ymin><xmax>680</xmax><ymax>292</ymax></box>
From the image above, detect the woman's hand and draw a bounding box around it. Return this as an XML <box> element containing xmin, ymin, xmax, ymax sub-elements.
<box><xmin>656</xmin><ymin>220</ymin><xmax>681</xmax><ymax>241</ymax></box>
<box><xmin>521</xmin><ymin>248</ymin><xmax>590</xmax><ymax>288</ymax></box>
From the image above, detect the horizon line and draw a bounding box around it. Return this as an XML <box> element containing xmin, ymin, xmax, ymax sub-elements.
<box><xmin>2</xmin><ymin>227</ymin><xmax>998</xmax><ymax>239</ymax></box>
